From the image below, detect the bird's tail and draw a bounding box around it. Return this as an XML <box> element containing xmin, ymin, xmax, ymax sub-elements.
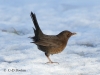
<box><xmin>30</xmin><ymin>12</ymin><xmax>43</xmax><ymax>42</ymax></box>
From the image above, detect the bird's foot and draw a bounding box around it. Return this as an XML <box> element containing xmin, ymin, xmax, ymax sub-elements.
<box><xmin>46</xmin><ymin>61</ymin><xmax>59</xmax><ymax>64</ymax></box>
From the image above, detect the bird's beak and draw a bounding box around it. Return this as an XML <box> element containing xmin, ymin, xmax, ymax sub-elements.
<box><xmin>72</xmin><ymin>33</ymin><xmax>76</xmax><ymax>35</ymax></box>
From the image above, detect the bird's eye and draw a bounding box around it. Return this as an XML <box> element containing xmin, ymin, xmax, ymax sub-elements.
<box><xmin>67</xmin><ymin>34</ymin><xmax>70</xmax><ymax>37</ymax></box>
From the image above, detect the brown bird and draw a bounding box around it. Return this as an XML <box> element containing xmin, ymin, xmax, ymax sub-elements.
<box><xmin>30</xmin><ymin>12</ymin><xmax>76</xmax><ymax>63</ymax></box>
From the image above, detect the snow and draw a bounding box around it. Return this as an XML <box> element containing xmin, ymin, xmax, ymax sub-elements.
<box><xmin>0</xmin><ymin>0</ymin><xmax>100</xmax><ymax>75</ymax></box>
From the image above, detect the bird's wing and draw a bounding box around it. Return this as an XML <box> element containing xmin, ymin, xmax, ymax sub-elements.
<box><xmin>34</xmin><ymin>36</ymin><xmax>62</xmax><ymax>47</ymax></box>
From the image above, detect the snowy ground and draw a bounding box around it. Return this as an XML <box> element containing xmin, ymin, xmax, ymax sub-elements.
<box><xmin>0</xmin><ymin>0</ymin><xmax>100</xmax><ymax>75</ymax></box>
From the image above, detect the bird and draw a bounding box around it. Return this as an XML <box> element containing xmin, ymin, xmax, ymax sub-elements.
<box><xmin>30</xmin><ymin>12</ymin><xmax>76</xmax><ymax>63</ymax></box>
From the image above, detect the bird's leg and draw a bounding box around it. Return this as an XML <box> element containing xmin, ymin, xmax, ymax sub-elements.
<box><xmin>45</xmin><ymin>53</ymin><xmax>52</xmax><ymax>63</ymax></box>
<box><xmin>45</xmin><ymin>53</ymin><xmax>59</xmax><ymax>64</ymax></box>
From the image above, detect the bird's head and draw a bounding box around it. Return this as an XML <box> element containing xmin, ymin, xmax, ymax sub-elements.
<box><xmin>57</xmin><ymin>30</ymin><xmax>76</xmax><ymax>40</ymax></box>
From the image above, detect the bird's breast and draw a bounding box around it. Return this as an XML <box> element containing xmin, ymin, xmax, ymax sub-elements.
<box><xmin>48</xmin><ymin>43</ymin><xmax>67</xmax><ymax>54</ymax></box>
